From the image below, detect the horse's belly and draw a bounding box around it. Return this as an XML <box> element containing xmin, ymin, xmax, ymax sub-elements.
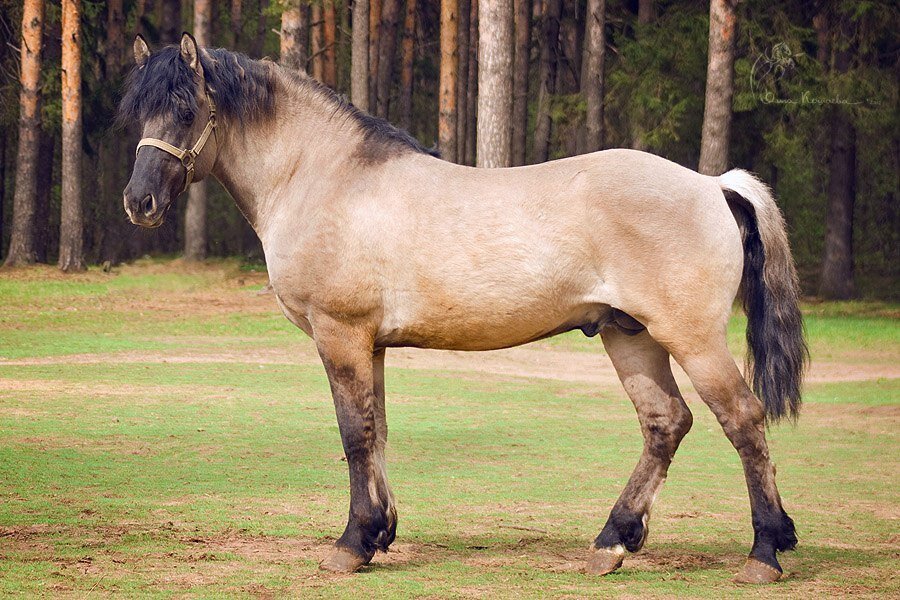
<box><xmin>375</xmin><ymin>295</ymin><xmax>612</xmax><ymax>351</ymax></box>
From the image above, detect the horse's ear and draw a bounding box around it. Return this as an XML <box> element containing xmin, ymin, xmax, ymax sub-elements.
<box><xmin>133</xmin><ymin>35</ymin><xmax>150</xmax><ymax>67</ymax></box>
<box><xmin>180</xmin><ymin>32</ymin><xmax>203</xmax><ymax>77</ymax></box>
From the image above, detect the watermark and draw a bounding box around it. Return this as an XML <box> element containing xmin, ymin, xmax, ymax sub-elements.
<box><xmin>750</xmin><ymin>42</ymin><xmax>880</xmax><ymax>106</ymax></box>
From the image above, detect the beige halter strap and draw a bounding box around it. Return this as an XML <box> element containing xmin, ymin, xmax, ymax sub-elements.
<box><xmin>136</xmin><ymin>90</ymin><xmax>218</xmax><ymax>195</ymax></box>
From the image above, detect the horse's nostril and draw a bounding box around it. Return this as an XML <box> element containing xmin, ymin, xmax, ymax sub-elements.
<box><xmin>140</xmin><ymin>194</ymin><xmax>156</xmax><ymax>217</ymax></box>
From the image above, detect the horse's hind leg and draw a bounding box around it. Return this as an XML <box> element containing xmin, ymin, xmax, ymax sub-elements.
<box><xmin>587</xmin><ymin>327</ymin><xmax>693</xmax><ymax>575</ymax></box>
<box><xmin>671</xmin><ymin>338</ymin><xmax>796</xmax><ymax>583</ymax></box>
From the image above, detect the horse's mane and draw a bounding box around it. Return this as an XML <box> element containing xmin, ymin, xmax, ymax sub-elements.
<box><xmin>117</xmin><ymin>45</ymin><xmax>438</xmax><ymax>159</ymax></box>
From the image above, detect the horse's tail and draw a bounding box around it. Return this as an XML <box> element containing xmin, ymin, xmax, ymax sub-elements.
<box><xmin>719</xmin><ymin>169</ymin><xmax>808</xmax><ymax>422</ymax></box>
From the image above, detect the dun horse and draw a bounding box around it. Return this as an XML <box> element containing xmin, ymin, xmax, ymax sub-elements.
<box><xmin>120</xmin><ymin>34</ymin><xmax>807</xmax><ymax>584</ymax></box>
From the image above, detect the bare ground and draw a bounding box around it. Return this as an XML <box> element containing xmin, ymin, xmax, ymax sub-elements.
<box><xmin>3</xmin><ymin>344</ymin><xmax>897</xmax><ymax>388</ymax></box>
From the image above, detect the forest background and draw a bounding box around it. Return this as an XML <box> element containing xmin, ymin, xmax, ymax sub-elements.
<box><xmin>0</xmin><ymin>0</ymin><xmax>896</xmax><ymax>299</ymax></box>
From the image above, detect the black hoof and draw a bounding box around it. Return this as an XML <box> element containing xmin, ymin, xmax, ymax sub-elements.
<box><xmin>594</xmin><ymin>509</ymin><xmax>647</xmax><ymax>554</ymax></box>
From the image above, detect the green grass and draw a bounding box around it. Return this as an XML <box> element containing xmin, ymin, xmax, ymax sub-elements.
<box><xmin>0</xmin><ymin>261</ymin><xmax>898</xmax><ymax>598</ymax></box>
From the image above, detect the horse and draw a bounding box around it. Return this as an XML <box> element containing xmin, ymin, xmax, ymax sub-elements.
<box><xmin>119</xmin><ymin>33</ymin><xmax>807</xmax><ymax>584</ymax></box>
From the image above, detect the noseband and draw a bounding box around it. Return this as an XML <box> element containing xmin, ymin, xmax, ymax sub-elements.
<box><xmin>135</xmin><ymin>89</ymin><xmax>217</xmax><ymax>195</ymax></box>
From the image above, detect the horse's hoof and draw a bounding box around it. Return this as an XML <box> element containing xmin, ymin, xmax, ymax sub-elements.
<box><xmin>585</xmin><ymin>545</ymin><xmax>625</xmax><ymax>576</ymax></box>
<box><xmin>319</xmin><ymin>547</ymin><xmax>368</xmax><ymax>573</ymax></box>
<box><xmin>733</xmin><ymin>558</ymin><xmax>783</xmax><ymax>584</ymax></box>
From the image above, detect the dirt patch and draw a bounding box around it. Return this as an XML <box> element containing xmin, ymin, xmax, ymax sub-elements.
<box><xmin>802</xmin><ymin>402</ymin><xmax>900</xmax><ymax>436</ymax></box>
<box><xmin>0</xmin><ymin>377</ymin><xmax>223</xmax><ymax>398</ymax></box>
<box><xmin>4</xmin><ymin>344</ymin><xmax>898</xmax><ymax>389</ymax></box>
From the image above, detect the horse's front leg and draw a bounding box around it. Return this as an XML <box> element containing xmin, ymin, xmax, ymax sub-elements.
<box><xmin>315</xmin><ymin>322</ymin><xmax>396</xmax><ymax>573</ymax></box>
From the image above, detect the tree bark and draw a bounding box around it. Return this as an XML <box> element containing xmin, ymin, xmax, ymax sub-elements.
<box><xmin>698</xmin><ymin>0</ymin><xmax>737</xmax><ymax>176</ymax></box>
<box><xmin>375</xmin><ymin>0</ymin><xmax>401</xmax><ymax>116</ymax></box>
<box><xmin>637</xmin><ymin>0</ymin><xmax>655</xmax><ymax>25</ymax></box>
<box><xmin>34</xmin><ymin>132</ymin><xmax>54</xmax><ymax>263</ymax></box>
<box><xmin>0</xmin><ymin>130</ymin><xmax>5</xmax><ymax>261</ymax></box>
<box><xmin>559</xmin><ymin>0</ymin><xmax>580</xmax><ymax>89</ymax></box>
<box><xmin>250</xmin><ymin>0</ymin><xmax>268</xmax><ymax>57</ymax></box>
<box><xmin>159</xmin><ymin>0</ymin><xmax>182</xmax><ymax>43</ymax></box>
<box><xmin>184</xmin><ymin>0</ymin><xmax>212</xmax><ymax>261</ymax></box>
<box><xmin>231</xmin><ymin>0</ymin><xmax>243</xmax><ymax>48</ymax></box>
<box><xmin>107</xmin><ymin>0</ymin><xmax>125</xmax><ymax>73</ymax></box>
<box><xmin>281</xmin><ymin>1</ymin><xmax>309</xmax><ymax>72</ymax></box>
<box><xmin>510</xmin><ymin>0</ymin><xmax>530</xmax><ymax>165</ymax></box>
<box><xmin>5</xmin><ymin>0</ymin><xmax>44</xmax><ymax>266</ymax></box>
<box><xmin>630</xmin><ymin>0</ymin><xmax>655</xmax><ymax>151</ymax></box>
<box><xmin>439</xmin><ymin>0</ymin><xmax>458</xmax><ymax>161</ymax></box>
<box><xmin>311</xmin><ymin>2</ymin><xmax>324</xmax><ymax>81</ymax></box>
<box><xmin>819</xmin><ymin>12</ymin><xmax>857</xmax><ymax>299</ymax></box>
<box><xmin>579</xmin><ymin>0</ymin><xmax>604</xmax><ymax>153</ymax></box>
<box><xmin>368</xmin><ymin>0</ymin><xmax>381</xmax><ymax>109</ymax></box>
<box><xmin>455</xmin><ymin>0</ymin><xmax>470</xmax><ymax>160</ymax></box>
<box><xmin>59</xmin><ymin>0</ymin><xmax>85</xmax><ymax>272</ymax></box>
<box><xmin>323</xmin><ymin>0</ymin><xmax>337</xmax><ymax>87</ymax></box>
<box><xmin>351</xmin><ymin>0</ymin><xmax>369</xmax><ymax>109</ymax></box>
<box><xmin>398</xmin><ymin>0</ymin><xmax>416</xmax><ymax>128</ymax></box>
<box><xmin>476</xmin><ymin>0</ymin><xmax>513</xmax><ymax>167</ymax></box>
<box><xmin>533</xmin><ymin>0</ymin><xmax>561</xmax><ymax>164</ymax></box>
<box><xmin>464</xmin><ymin>0</ymin><xmax>478</xmax><ymax>166</ymax></box>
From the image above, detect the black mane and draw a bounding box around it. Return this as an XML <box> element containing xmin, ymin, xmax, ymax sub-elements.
<box><xmin>118</xmin><ymin>45</ymin><xmax>438</xmax><ymax>158</ymax></box>
<box><xmin>118</xmin><ymin>46</ymin><xmax>275</xmax><ymax>127</ymax></box>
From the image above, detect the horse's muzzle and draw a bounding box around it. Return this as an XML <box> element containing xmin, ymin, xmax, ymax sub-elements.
<box><xmin>124</xmin><ymin>190</ymin><xmax>167</xmax><ymax>228</ymax></box>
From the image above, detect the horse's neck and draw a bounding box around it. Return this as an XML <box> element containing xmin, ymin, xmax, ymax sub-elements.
<box><xmin>211</xmin><ymin>81</ymin><xmax>359</xmax><ymax>237</ymax></box>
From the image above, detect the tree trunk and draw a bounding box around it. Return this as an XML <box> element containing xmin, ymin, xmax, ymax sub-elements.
<box><xmin>159</xmin><ymin>0</ymin><xmax>182</xmax><ymax>43</ymax></box>
<box><xmin>476</xmin><ymin>0</ymin><xmax>513</xmax><ymax>168</ymax></box>
<box><xmin>464</xmin><ymin>0</ymin><xmax>478</xmax><ymax>166</ymax></box>
<box><xmin>253</xmin><ymin>0</ymin><xmax>269</xmax><ymax>57</ymax></box>
<box><xmin>533</xmin><ymin>0</ymin><xmax>561</xmax><ymax>164</ymax></box>
<box><xmin>439</xmin><ymin>0</ymin><xmax>458</xmax><ymax>161</ymax></box>
<box><xmin>281</xmin><ymin>2</ymin><xmax>309</xmax><ymax>72</ymax></box>
<box><xmin>819</xmin><ymin>12</ymin><xmax>857</xmax><ymax>299</ymax></box>
<box><xmin>398</xmin><ymin>0</ymin><xmax>416</xmax><ymax>128</ymax></box>
<box><xmin>630</xmin><ymin>0</ymin><xmax>655</xmax><ymax>150</ymax></box>
<box><xmin>351</xmin><ymin>0</ymin><xmax>369</xmax><ymax>109</ymax></box>
<box><xmin>231</xmin><ymin>0</ymin><xmax>243</xmax><ymax>47</ymax></box>
<box><xmin>311</xmin><ymin>2</ymin><xmax>324</xmax><ymax>81</ymax></box>
<box><xmin>0</xmin><ymin>130</ymin><xmax>5</xmax><ymax>260</ymax></box>
<box><xmin>579</xmin><ymin>0</ymin><xmax>604</xmax><ymax>153</ymax></box>
<box><xmin>107</xmin><ymin>0</ymin><xmax>125</xmax><ymax>73</ymax></box>
<box><xmin>559</xmin><ymin>0</ymin><xmax>580</xmax><ymax>89</ymax></box>
<box><xmin>510</xmin><ymin>0</ymin><xmax>530</xmax><ymax>165</ymax></box>
<box><xmin>184</xmin><ymin>0</ymin><xmax>212</xmax><ymax>261</ymax></box>
<box><xmin>374</xmin><ymin>0</ymin><xmax>400</xmax><ymax>117</ymax></box>
<box><xmin>59</xmin><ymin>0</ymin><xmax>84</xmax><ymax>272</ymax></box>
<box><xmin>369</xmin><ymin>0</ymin><xmax>381</xmax><ymax>109</ymax></box>
<box><xmin>5</xmin><ymin>0</ymin><xmax>44</xmax><ymax>266</ymax></box>
<box><xmin>637</xmin><ymin>0</ymin><xmax>655</xmax><ymax>25</ymax></box>
<box><xmin>323</xmin><ymin>0</ymin><xmax>337</xmax><ymax>87</ymax></box>
<box><xmin>698</xmin><ymin>0</ymin><xmax>737</xmax><ymax>176</ymax></box>
<box><xmin>34</xmin><ymin>132</ymin><xmax>54</xmax><ymax>263</ymax></box>
<box><xmin>455</xmin><ymin>0</ymin><xmax>470</xmax><ymax>160</ymax></box>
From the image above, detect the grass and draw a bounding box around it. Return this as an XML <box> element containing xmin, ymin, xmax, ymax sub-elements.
<box><xmin>0</xmin><ymin>260</ymin><xmax>898</xmax><ymax>598</ymax></box>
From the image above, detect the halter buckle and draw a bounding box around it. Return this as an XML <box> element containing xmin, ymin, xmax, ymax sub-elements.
<box><xmin>181</xmin><ymin>150</ymin><xmax>197</xmax><ymax>169</ymax></box>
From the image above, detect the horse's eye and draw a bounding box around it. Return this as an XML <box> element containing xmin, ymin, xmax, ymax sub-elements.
<box><xmin>180</xmin><ymin>110</ymin><xmax>195</xmax><ymax>125</ymax></box>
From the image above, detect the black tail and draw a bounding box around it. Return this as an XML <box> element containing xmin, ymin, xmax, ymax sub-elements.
<box><xmin>720</xmin><ymin>170</ymin><xmax>808</xmax><ymax>423</ymax></box>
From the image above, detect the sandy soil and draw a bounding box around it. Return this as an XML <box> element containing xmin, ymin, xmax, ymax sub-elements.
<box><xmin>3</xmin><ymin>343</ymin><xmax>897</xmax><ymax>388</ymax></box>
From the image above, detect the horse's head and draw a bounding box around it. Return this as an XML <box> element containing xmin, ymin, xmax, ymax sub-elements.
<box><xmin>121</xmin><ymin>33</ymin><xmax>218</xmax><ymax>228</ymax></box>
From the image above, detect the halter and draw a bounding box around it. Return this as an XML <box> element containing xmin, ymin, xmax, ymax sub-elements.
<box><xmin>136</xmin><ymin>89</ymin><xmax>218</xmax><ymax>195</ymax></box>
